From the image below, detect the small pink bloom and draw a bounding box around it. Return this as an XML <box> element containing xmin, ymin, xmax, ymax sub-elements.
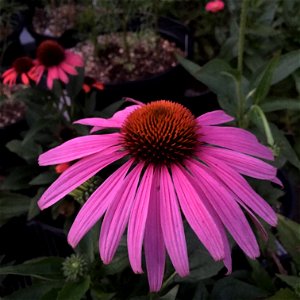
<box><xmin>29</xmin><ymin>40</ymin><xmax>84</xmax><ymax>89</ymax></box>
<box><xmin>82</xmin><ymin>76</ymin><xmax>104</xmax><ymax>93</ymax></box>
<box><xmin>205</xmin><ymin>0</ymin><xmax>225</xmax><ymax>13</ymax></box>
<box><xmin>2</xmin><ymin>57</ymin><xmax>34</xmax><ymax>87</ymax></box>
<box><xmin>38</xmin><ymin>101</ymin><xmax>280</xmax><ymax>292</ymax></box>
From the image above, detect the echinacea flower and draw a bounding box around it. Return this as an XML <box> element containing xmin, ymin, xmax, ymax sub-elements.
<box><xmin>2</xmin><ymin>57</ymin><xmax>34</xmax><ymax>87</ymax></box>
<box><xmin>205</xmin><ymin>0</ymin><xmax>225</xmax><ymax>13</ymax></box>
<box><xmin>29</xmin><ymin>40</ymin><xmax>84</xmax><ymax>89</ymax></box>
<box><xmin>38</xmin><ymin>100</ymin><xmax>280</xmax><ymax>291</ymax></box>
<box><xmin>82</xmin><ymin>76</ymin><xmax>104</xmax><ymax>93</ymax></box>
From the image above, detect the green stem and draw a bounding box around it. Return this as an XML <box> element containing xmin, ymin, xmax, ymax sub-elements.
<box><xmin>252</xmin><ymin>105</ymin><xmax>274</xmax><ymax>146</ymax></box>
<box><xmin>161</xmin><ymin>271</ymin><xmax>176</xmax><ymax>291</ymax></box>
<box><xmin>236</xmin><ymin>0</ymin><xmax>249</xmax><ymax>127</ymax></box>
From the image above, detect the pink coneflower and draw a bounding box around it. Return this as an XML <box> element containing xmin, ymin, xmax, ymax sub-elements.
<box><xmin>205</xmin><ymin>0</ymin><xmax>225</xmax><ymax>13</ymax></box>
<box><xmin>38</xmin><ymin>100</ymin><xmax>280</xmax><ymax>291</ymax></box>
<box><xmin>2</xmin><ymin>57</ymin><xmax>34</xmax><ymax>87</ymax></box>
<box><xmin>29</xmin><ymin>40</ymin><xmax>84</xmax><ymax>89</ymax></box>
<box><xmin>82</xmin><ymin>76</ymin><xmax>104</xmax><ymax>93</ymax></box>
<box><xmin>55</xmin><ymin>162</ymin><xmax>70</xmax><ymax>174</ymax></box>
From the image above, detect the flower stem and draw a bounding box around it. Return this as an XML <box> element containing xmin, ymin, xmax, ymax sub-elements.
<box><xmin>236</xmin><ymin>0</ymin><xmax>249</xmax><ymax>127</ymax></box>
<box><xmin>161</xmin><ymin>271</ymin><xmax>177</xmax><ymax>291</ymax></box>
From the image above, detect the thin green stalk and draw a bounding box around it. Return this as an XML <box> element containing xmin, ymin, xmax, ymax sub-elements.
<box><xmin>236</xmin><ymin>0</ymin><xmax>249</xmax><ymax>127</ymax></box>
<box><xmin>252</xmin><ymin>105</ymin><xmax>274</xmax><ymax>146</ymax></box>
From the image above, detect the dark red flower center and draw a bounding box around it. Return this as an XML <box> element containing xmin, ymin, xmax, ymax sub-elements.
<box><xmin>122</xmin><ymin>100</ymin><xmax>199</xmax><ymax>164</ymax></box>
<box><xmin>37</xmin><ymin>40</ymin><xmax>66</xmax><ymax>67</ymax></box>
<box><xmin>12</xmin><ymin>57</ymin><xmax>34</xmax><ymax>74</ymax></box>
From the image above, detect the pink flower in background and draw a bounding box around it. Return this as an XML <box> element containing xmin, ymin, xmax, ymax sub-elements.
<box><xmin>205</xmin><ymin>0</ymin><xmax>225</xmax><ymax>13</ymax></box>
<box><xmin>55</xmin><ymin>162</ymin><xmax>70</xmax><ymax>174</ymax></box>
<box><xmin>29</xmin><ymin>40</ymin><xmax>84</xmax><ymax>89</ymax></box>
<box><xmin>38</xmin><ymin>100</ymin><xmax>280</xmax><ymax>291</ymax></box>
<box><xmin>2</xmin><ymin>57</ymin><xmax>34</xmax><ymax>87</ymax></box>
<box><xmin>82</xmin><ymin>76</ymin><xmax>105</xmax><ymax>93</ymax></box>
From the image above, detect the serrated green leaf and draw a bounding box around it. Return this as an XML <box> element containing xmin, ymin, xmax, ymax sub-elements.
<box><xmin>277</xmin><ymin>215</ymin><xmax>300</xmax><ymax>268</ymax></box>
<box><xmin>0</xmin><ymin>257</ymin><xmax>64</xmax><ymax>280</ymax></box>
<box><xmin>0</xmin><ymin>192</ymin><xmax>31</xmax><ymax>226</ymax></box>
<box><xmin>251</xmin><ymin>54</ymin><xmax>280</xmax><ymax>104</ymax></box>
<box><xmin>57</xmin><ymin>276</ymin><xmax>90</xmax><ymax>300</ymax></box>
<box><xmin>276</xmin><ymin>274</ymin><xmax>300</xmax><ymax>296</ymax></box>
<box><xmin>266</xmin><ymin>288</ymin><xmax>299</xmax><ymax>300</ymax></box>
<box><xmin>261</xmin><ymin>99</ymin><xmax>300</xmax><ymax>112</ymax></box>
<box><xmin>271</xmin><ymin>50</ymin><xmax>300</xmax><ymax>85</ymax></box>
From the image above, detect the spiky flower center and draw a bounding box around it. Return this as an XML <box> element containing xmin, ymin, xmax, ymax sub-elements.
<box><xmin>122</xmin><ymin>100</ymin><xmax>199</xmax><ymax>164</ymax></box>
<box><xmin>37</xmin><ymin>40</ymin><xmax>65</xmax><ymax>67</ymax></box>
<box><xmin>12</xmin><ymin>57</ymin><xmax>34</xmax><ymax>74</ymax></box>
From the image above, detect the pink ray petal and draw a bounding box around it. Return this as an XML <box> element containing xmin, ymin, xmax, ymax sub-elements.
<box><xmin>38</xmin><ymin>146</ymin><xmax>125</xmax><ymax>209</ymax></box>
<box><xmin>65</xmin><ymin>51</ymin><xmax>84</xmax><ymax>67</ymax></box>
<box><xmin>198</xmin><ymin>146</ymin><xmax>277</xmax><ymax>181</ymax></box>
<box><xmin>3</xmin><ymin>73</ymin><xmax>17</xmax><ymax>85</ymax></box>
<box><xmin>128</xmin><ymin>164</ymin><xmax>154</xmax><ymax>273</ymax></box>
<box><xmin>172</xmin><ymin>164</ymin><xmax>224</xmax><ymax>261</ymax></box>
<box><xmin>199</xmin><ymin>126</ymin><xmax>273</xmax><ymax>160</ymax></box>
<box><xmin>75</xmin><ymin>105</ymin><xmax>140</xmax><ymax>130</ymax></box>
<box><xmin>57</xmin><ymin>66</ymin><xmax>69</xmax><ymax>84</ymax></box>
<box><xmin>199</xmin><ymin>153</ymin><xmax>277</xmax><ymax>226</ymax></box>
<box><xmin>2</xmin><ymin>68</ymin><xmax>15</xmax><ymax>77</ymax></box>
<box><xmin>39</xmin><ymin>133</ymin><xmax>121</xmax><ymax>166</ymax></box>
<box><xmin>68</xmin><ymin>159</ymin><xmax>134</xmax><ymax>247</ymax></box>
<box><xmin>197</xmin><ymin>110</ymin><xmax>234</xmax><ymax>126</ymax></box>
<box><xmin>21</xmin><ymin>73</ymin><xmax>30</xmax><ymax>85</ymax></box>
<box><xmin>144</xmin><ymin>167</ymin><xmax>166</xmax><ymax>292</ymax></box>
<box><xmin>46</xmin><ymin>67</ymin><xmax>56</xmax><ymax>89</ymax></box>
<box><xmin>100</xmin><ymin>163</ymin><xmax>144</xmax><ymax>264</ymax></box>
<box><xmin>60</xmin><ymin>62</ymin><xmax>78</xmax><ymax>75</ymax></box>
<box><xmin>160</xmin><ymin>165</ymin><xmax>189</xmax><ymax>277</ymax></box>
<box><xmin>29</xmin><ymin>65</ymin><xmax>44</xmax><ymax>83</ymax></box>
<box><xmin>187</xmin><ymin>159</ymin><xmax>260</xmax><ymax>259</ymax></box>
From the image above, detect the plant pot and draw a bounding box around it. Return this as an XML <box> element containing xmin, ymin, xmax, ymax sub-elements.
<box><xmin>91</xmin><ymin>16</ymin><xmax>194</xmax><ymax>110</ymax></box>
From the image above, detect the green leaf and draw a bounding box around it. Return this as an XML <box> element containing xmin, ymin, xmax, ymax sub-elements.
<box><xmin>29</xmin><ymin>171</ymin><xmax>57</xmax><ymax>185</ymax></box>
<box><xmin>271</xmin><ymin>50</ymin><xmax>300</xmax><ymax>85</ymax></box>
<box><xmin>270</xmin><ymin>123</ymin><xmax>300</xmax><ymax>170</ymax></box>
<box><xmin>102</xmin><ymin>245</ymin><xmax>129</xmax><ymax>275</ymax></box>
<box><xmin>251</xmin><ymin>54</ymin><xmax>280</xmax><ymax>104</ymax></box>
<box><xmin>211</xmin><ymin>277</ymin><xmax>269</xmax><ymax>300</ymax></box>
<box><xmin>6</xmin><ymin>139</ymin><xmax>42</xmax><ymax>163</ymax></box>
<box><xmin>277</xmin><ymin>215</ymin><xmax>300</xmax><ymax>268</ymax></box>
<box><xmin>160</xmin><ymin>285</ymin><xmax>179</xmax><ymax>300</ymax></box>
<box><xmin>0</xmin><ymin>166</ymin><xmax>34</xmax><ymax>190</ymax></box>
<box><xmin>57</xmin><ymin>276</ymin><xmax>90</xmax><ymax>300</ymax></box>
<box><xmin>66</xmin><ymin>67</ymin><xmax>85</xmax><ymax>99</ymax></box>
<box><xmin>0</xmin><ymin>192</ymin><xmax>31</xmax><ymax>226</ymax></box>
<box><xmin>3</xmin><ymin>281</ymin><xmax>63</xmax><ymax>300</ymax></box>
<box><xmin>261</xmin><ymin>99</ymin><xmax>300</xmax><ymax>112</ymax></box>
<box><xmin>27</xmin><ymin>188</ymin><xmax>45</xmax><ymax>220</ymax></box>
<box><xmin>276</xmin><ymin>274</ymin><xmax>300</xmax><ymax>296</ymax></box>
<box><xmin>266</xmin><ymin>288</ymin><xmax>299</xmax><ymax>300</ymax></box>
<box><xmin>0</xmin><ymin>257</ymin><xmax>64</xmax><ymax>280</ymax></box>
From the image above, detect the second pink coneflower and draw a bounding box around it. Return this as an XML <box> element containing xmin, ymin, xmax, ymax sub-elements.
<box><xmin>29</xmin><ymin>40</ymin><xmax>84</xmax><ymax>89</ymax></box>
<box><xmin>37</xmin><ymin>100</ymin><xmax>280</xmax><ymax>291</ymax></box>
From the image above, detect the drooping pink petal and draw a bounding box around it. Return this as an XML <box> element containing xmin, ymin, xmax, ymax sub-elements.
<box><xmin>198</xmin><ymin>146</ymin><xmax>277</xmax><ymax>181</ymax></box>
<box><xmin>21</xmin><ymin>73</ymin><xmax>30</xmax><ymax>85</ymax></box>
<box><xmin>60</xmin><ymin>62</ymin><xmax>78</xmax><ymax>75</ymax></box>
<box><xmin>29</xmin><ymin>65</ymin><xmax>45</xmax><ymax>84</ymax></box>
<box><xmin>68</xmin><ymin>160</ymin><xmax>133</xmax><ymax>247</ymax></box>
<box><xmin>46</xmin><ymin>67</ymin><xmax>56</xmax><ymax>89</ymax></box>
<box><xmin>199</xmin><ymin>153</ymin><xmax>277</xmax><ymax>226</ymax></box>
<box><xmin>39</xmin><ymin>133</ymin><xmax>121</xmax><ymax>165</ymax></box>
<box><xmin>57</xmin><ymin>66</ymin><xmax>69</xmax><ymax>84</ymax></box>
<box><xmin>75</xmin><ymin>105</ymin><xmax>140</xmax><ymax>130</ymax></box>
<box><xmin>38</xmin><ymin>146</ymin><xmax>125</xmax><ymax>209</ymax></box>
<box><xmin>2</xmin><ymin>68</ymin><xmax>15</xmax><ymax>77</ymax></box>
<box><xmin>65</xmin><ymin>51</ymin><xmax>84</xmax><ymax>67</ymax></box>
<box><xmin>199</xmin><ymin>126</ymin><xmax>273</xmax><ymax>160</ymax></box>
<box><xmin>128</xmin><ymin>164</ymin><xmax>154</xmax><ymax>273</ymax></box>
<box><xmin>159</xmin><ymin>165</ymin><xmax>189</xmax><ymax>277</ymax></box>
<box><xmin>3</xmin><ymin>72</ymin><xmax>17</xmax><ymax>86</ymax></box>
<box><xmin>172</xmin><ymin>164</ymin><xmax>224</xmax><ymax>261</ymax></box>
<box><xmin>197</xmin><ymin>110</ymin><xmax>234</xmax><ymax>126</ymax></box>
<box><xmin>100</xmin><ymin>163</ymin><xmax>144</xmax><ymax>264</ymax></box>
<box><xmin>144</xmin><ymin>167</ymin><xmax>166</xmax><ymax>292</ymax></box>
<box><xmin>187</xmin><ymin>159</ymin><xmax>260</xmax><ymax>259</ymax></box>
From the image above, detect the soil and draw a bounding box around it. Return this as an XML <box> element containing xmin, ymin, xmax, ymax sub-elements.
<box><xmin>73</xmin><ymin>32</ymin><xmax>185</xmax><ymax>84</ymax></box>
<box><xmin>32</xmin><ymin>5</ymin><xmax>80</xmax><ymax>37</ymax></box>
